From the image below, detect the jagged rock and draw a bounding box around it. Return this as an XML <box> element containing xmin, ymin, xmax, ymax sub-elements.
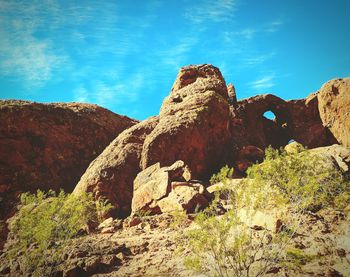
<box><xmin>141</xmin><ymin>64</ymin><xmax>232</xmax><ymax>179</ymax></box>
<box><xmin>131</xmin><ymin>160</ymin><xmax>192</xmax><ymax>214</ymax></box>
<box><xmin>73</xmin><ymin>116</ymin><xmax>159</xmax><ymax>218</ymax></box>
<box><xmin>318</xmin><ymin>78</ymin><xmax>350</xmax><ymax>147</ymax></box>
<box><xmin>227</xmin><ymin>83</ymin><xmax>237</xmax><ymax>106</ymax></box>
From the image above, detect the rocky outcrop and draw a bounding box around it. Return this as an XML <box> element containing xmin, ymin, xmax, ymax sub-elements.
<box><xmin>232</xmin><ymin>93</ymin><xmax>335</xmax><ymax>151</ymax></box>
<box><xmin>141</xmin><ymin>64</ymin><xmax>232</xmax><ymax>179</ymax></box>
<box><xmin>317</xmin><ymin>78</ymin><xmax>350</xmax><ymax>147</ymax></box>
<box><xmin>310</xmin><ymin>144</ymin><xmax>350</xmax><ymax>176</ymax></box>
<box><xmin>287</xmin><ymin>93</ymin><xmax>337</xmax><ymax>148</ymax></box>
<box><xmin>73</xmin><ymin>117</ymin><xmax>159</xmax><ymax>218</ymax></box>
<box><xmin>157</xmin><ymin>182</ymin><xmax>210</xmax><ymax>213</ymax></box>
<box><xmin>132</xmin><ymin>161</ymin><xmax>210</xmax><ymax>214</ymax></box>
<box><xmin>0</xmin><ymin>100</ymin><xmax>137</xmax><ymax>218</ymax></box>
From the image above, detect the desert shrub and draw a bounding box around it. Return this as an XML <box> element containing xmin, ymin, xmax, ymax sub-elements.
<box><xmin>246</xmin><ymin>146</ymin><xmax>350</xmax><ymax>211</ymax></box>
<box><xmin>6</xmin><ymin>190</ymin><xmax>112</xmax><ymax>276</ymax></box>
<box><xmin>183</xmin><ymin>146</ymin><xmax>350</xmax><ymax>276</ymax></box>
<box><xmin>210</xmin><ymin>165</ymin><xmax>234</xmax><ymax>185</ymax></box>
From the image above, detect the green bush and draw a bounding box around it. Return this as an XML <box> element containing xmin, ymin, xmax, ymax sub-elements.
<box><xmin>210</xmin><ymin>165</ymin><xmax>234</xmax><ymax>185</ymax></box>
<box><xmin>246</xmin><ymin>146</ymin><xmax>350</xmax><ymax>211</ymax></box>
<box><xmin>6</xmin><ymin>190</ymin><xmax>112</xmax><ymax>276</ymax></box>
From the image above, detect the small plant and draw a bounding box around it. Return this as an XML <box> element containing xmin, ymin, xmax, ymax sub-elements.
<box><xmin>285</xmin><ymin>248</ymin><xmax>316</xmax><ymax>268</ymax></box>
<box><xmin>6</xmin><ymin>190</ymin><xmax>111</xmax><ymax>276</ymax></box>
<box><xmin>210</xmin><ymin>165</ymin><xmax>234</xmax><ymax>185</ymax></box>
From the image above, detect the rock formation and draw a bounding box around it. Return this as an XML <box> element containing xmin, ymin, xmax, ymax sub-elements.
<box><xmin>141</xmin><ymin>64</ymin><xmax>232</xmax><ymax>179</ymax></box>
<box><xmin>73</xmin><ymin>117</ymin><xmax>159</xmax><ymax>218</ymax></box>
<box><xmin>0</xmin><ymin>100</ymin><xmax>137</xmax><ymax>219</ymax></box>
<box><xmin>72</xmin><ymin>65</ymin><xmax>349</xmax><ymax>219</ymax></box>
<box><xmin>232</xmin><ymin>93</ymin><xmax>336</xmax><ymax>151</ymax></box>
<box><xmin>317</xmin><ymin>78</ymin><xmax>350</xmax><ymax>147</ymax></box>
<box><xmin>131</xmin><ymin>160</ymin><xmax>210</xmax><ymax>215</ymax></box>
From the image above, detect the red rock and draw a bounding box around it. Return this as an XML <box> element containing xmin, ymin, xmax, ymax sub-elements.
<box><xmin>131</xmin><ymin>160</ymin><xmax>191</xmax><ymax>215</ymax></box>
<box><xmin>0</xmin><ymin>100</ymin><xmax>137</xmax><ymax>196</ymax></box>
<box><xmin>141</xmin><ymin>64</ymin><xmax>232</xmax><ymax>180</ymax></box>
<box><xmin>0</xmin><ymin>100</ymin><xmax>137</xmax><ymax>248</ymax></box>
<box><xmin>73</xmin><ymin>116</ymin><xmax>159</xmax><ymax>218</ymax></box>
<box><xmin>236</xmin><ymin>145</ymin><xmax>264</xmax><ymax>173</ymax></box>
<box><xmin>317</xmin><ymin>78</ymin><xmax>350</xmax><ymax>147</ymax></box>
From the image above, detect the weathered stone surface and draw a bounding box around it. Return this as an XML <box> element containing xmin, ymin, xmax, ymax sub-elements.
<box><xmin>318</xmin><ymin>78</ymin><xmax>350</xmax><ymax>147</ymax></box>
<box><xmin>141</xmin><ymin>64</ymin><xmax>232</xmax><ymax>180</ymax></box>
<box><xmin>310</xmin><ymin>144</ymin><xmax>350</xmax><ymax>175</ymax></box>
<box><xmin>0</xmin><ymin>100</ymin><xmax>137</xmax><ymax>248</ymax></box>
<box><xmin>73</xmin><ymin>116</ymin><xmax>159</xmax><ymax>218</ymax></box>
<box><xmin>232</xmin><ymin>93</ymin><xmax>334</xmax><ymax>151</ymax></box>
<box><xmin>287</xmin><ymin>93</ymin><xmax>337</xmax><ymax>148</ymax></box>
<box><xmin>157</xmin><ymin>182</ymin><xmax>210</xmax><ymax>213</ymax></box>
<box><xmin>0</xmin><ymin>100</ymin><xmax>137</xmax><ymax>196</ymax></box>
<box><xmin>131</xmin><ymin>160</ymin><xmax>192</xmax><ymax>214</ymax></box>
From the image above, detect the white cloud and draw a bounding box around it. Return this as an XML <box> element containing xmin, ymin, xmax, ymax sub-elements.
<box><xmin>266</xmin><ymin>20</ymin><xmax>284</xmax><ymax>33</ymax></box>
<box><xmin>160</xmin><ymin>38</ymin><xmax>198</xmax><ymax>68</ymax></box>
<box><xmin>0</xmin><ymin>0</ymin><xmax>68</xmax><ymax>86</ymax></box>
<box><xmin>243</xmin><ymin>53</ymin><xmax>275</xmax><ymax>66</ymax></box>
<box><xmin>184</xmin><ymin>0</ymin><xmax>237</xmax><ymax>23</ymax></box>
<box><xmin>249</xmin><ymin>75</ymin><xmax>275</xmax><ymax>90</ymax></box>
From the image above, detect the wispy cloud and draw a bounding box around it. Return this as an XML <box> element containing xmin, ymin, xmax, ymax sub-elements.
<box><xmin>0</xmin><ymin>1</ymin><xmax>68</xmax><ymax>86</ymax></box>
<box><xmin>243</xmin><ymin>53</ymin><xmax>275</xmax><ymax>66</ymax></box>
<box><xmin>184</xmin><ymin>0</ymin><xmax>237</xmax><ymax>23</ymax></box>
<box><xmin>249</xmin><ymin>75</ymin><xmax>275</xmax><ymax>90</ymax></box>
<box><xmin>266</xmin><ymin>20</ymin><xmax>284</xmax><ymax>33</ymax></box>
<box><xmin>160</xmin><ymin>37</ymin><xmax>198</xmax><ymax>68</ymax></box>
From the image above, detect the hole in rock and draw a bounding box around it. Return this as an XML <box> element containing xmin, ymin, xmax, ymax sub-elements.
<box><xmin>263</xmin><ymin>110</ymin><xmax>276</xmax><ymax>120</ymax></box>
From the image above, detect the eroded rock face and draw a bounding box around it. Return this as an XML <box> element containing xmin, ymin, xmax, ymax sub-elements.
<box><xmin>73</xmin><ymin>117</ymin><xmax>159</xmax><ymax>218</ymax></box>
<box><xmin>232</xmin><ymin>93</ymin><xmax>334</xmax><ymax>151</ymax></box>
<box><xmin>287</xmin><ymin>93</ymin><xmax>337</xmax><ymax>148</ymax></box>
<box><xmin>141</xmin><ymin>64</ymin><xmax>232</xmax><ymax>179</ymax></box>
<box><xmin>318</xmin><ymin>78</ymin><xmax>350</xmax><ymax>147</ymax></box>
<box><xmin>0</xmin><ymin>100</ymin><xmax>137</xmax><ymax>218</ymax></box>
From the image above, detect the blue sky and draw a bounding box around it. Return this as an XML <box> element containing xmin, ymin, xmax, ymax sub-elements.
<box><xmin>1</xmin><ymin>0</ymin><xmax>349</xmax><ymax>120</ymax></box>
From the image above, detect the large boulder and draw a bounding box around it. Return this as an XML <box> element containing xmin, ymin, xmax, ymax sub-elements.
<box><xmin>141</xmin><ymin>64</ymin><xmax>232</xmax><ymax>179</ymax></box>
<box><xmin>317</xmin><ymin>78</ymin><xmax>350</xmax><ymax>147</ymax></box>
<box><xmin>73</xmin><ymin>117</ymin><xmax>159</xmax><ymax>218</ymax></box>
<box><xmin>131</xmin><ymin>160</ymin><xmax>192</xmax><ymax>214</ymax></box>
<box><xmin>0</xmin><ymin>100</ymin><xmax>137</xmax><ymax>218</ymax></box>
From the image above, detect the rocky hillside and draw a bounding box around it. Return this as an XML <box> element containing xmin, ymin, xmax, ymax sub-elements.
<box><xmin>0</xmin><ymin>65</ymin><xmax>349</xmax><ymax>276</ymax></box>
<box><xmin>0</xmin><ymin>101</ymin><xmax>137</xmax><ymax>247</ymax></box>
